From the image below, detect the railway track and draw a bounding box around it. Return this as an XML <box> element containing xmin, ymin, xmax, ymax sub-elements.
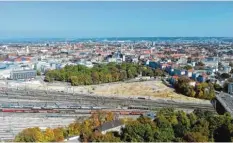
<box><xmin>0</xmin><ymin>89</ymin><xmax>215</xmax><ymax>111</ymax></box>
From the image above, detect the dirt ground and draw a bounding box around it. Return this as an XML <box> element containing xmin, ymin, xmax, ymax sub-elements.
<box><xmin>86</xmin><ymin>81</ymin><xmax>206</xmax><ymax>102</ymax></box>
<box><xmin>3</xmin><ymin>80</ymin><xmax>209</xmax><ymax>103</ymax></box>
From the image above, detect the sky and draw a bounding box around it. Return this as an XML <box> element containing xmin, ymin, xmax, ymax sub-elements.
<box><xmin>0</xmin><ymin>1</ymin><xmax>233</xmax><ymax>38</ymax></box>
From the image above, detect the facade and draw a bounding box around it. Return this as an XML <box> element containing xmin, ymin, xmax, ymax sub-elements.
<box><xmin>228</xmin><ymin>82</ymin><xmax>233</xmax><ymax>94</ymax></box>
<box><xmin>197</xmin><ymin>75</ymin><xmax>206</xmax><ymax>83</ymax></box>
<box><xmin>185</xmin><ymin>70</ymin><xmax>193</xmax><ymax>77</ymax></box>
<box><xmin>223</xmin><ymin>66</ymin><xmax>232</xmax><ymax>73</ymax></box>
<box><xmin>10</xmin><ymin>70</ymin><xmax>36</xmax><ymax>80</ymax></box>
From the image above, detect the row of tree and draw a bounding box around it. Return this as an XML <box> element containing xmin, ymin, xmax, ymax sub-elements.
<box><xmin>14</xmin><ymin>127</ymin><xmax>67</xmax><ymax>142</ymax></box>
<box><xmin>14</xmin><ymin>111</ymin><xmax>115</xmax><ymax>142</ymax></box>
<box><xmin>44</xmin><ymin>62</ymin><xmax>165</xmax><ymax>86</ymax></box>
<box><xmin>174</xmin><ymin>76</ymin><xmax>215</xmax><ymax>100</ymax></box>
<box><xmin>15</xmin><ymin>108</ymin><xmax>233</xmax><ymax>142</ymax></box>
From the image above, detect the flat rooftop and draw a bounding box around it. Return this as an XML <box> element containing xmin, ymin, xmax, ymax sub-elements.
<box><xmin>11</xmin><ymin>70</ymin><xmax>36</xmax><ymax>73</ymax></box>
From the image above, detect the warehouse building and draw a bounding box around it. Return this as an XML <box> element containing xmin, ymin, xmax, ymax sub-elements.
<box><xmin>10</xmin><ymin>70</ymin><xmax>36</xmax><ymax>80</ymax></box>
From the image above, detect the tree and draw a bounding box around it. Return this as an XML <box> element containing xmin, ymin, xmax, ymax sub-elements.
<box><xmin>214</xmin><ymin>125</ymin><xmax>232</xmax><ymax>142</ymax></box>
<box><xmin>174</xmin><ymin>123</ymin><xmax>188</xmax><ymax>138</ymax></box>
<box><xmin>218</xmin><ymin>62</ymin><xmax>223</xmax><ymax>69</ymax></box>
<box><xmin>105</xmin><ymin>112</ymin><xmax>115</xmax><ymax>122</ymax></box>
<box><xmin>70</xmin><ymin>76</ymin><xmax>79</xmax><ymax>86</ymax></box>
<box><xmin>53</xmin><ymin>128</ymin><xmax>65</xmax><ymax>142</ymax></box>
<box><xmin>188</xmin><ymin>112</ymin><xmax>197</xmax><ymax>125</ymax></box>
<box><xmin>221</xmin><ymin>73</ymin><xmax>231</xmax><ymax>79</ymax></box>
<box><xmin>119</xmin><ymin>70</ymin><xmax>127</xmax><ymax>81</ymax></box>
<box><xmin>127</xmin><ymin>69</ymin><xmax>134</xmax><ymax>79</ymax></box>
<box><xmin>111</xmin><ymin>72</ymin><xmax>120</xmax><ymax>82</ymax></box>
<box><xmin>197</xmin><ymin>61</ymin><xmax>205</xmax><ymax>66</ymax></box>
<box><xmin>68</xmin><ymin>122</ymin><xmax>81</xmax><ymax>137</ymax></box>
<box><xmin>174</xmin><ymin>76</ymin><xmax>196</xmax><ymax>97</ymax></box>
<box><xmin>214</xmin><ymin>83</ymin><xmax>223</xmax><ymax>91</ymax></box>
<box><xmin>191</xmin><ymin>119</ymin><xmax>210</xmax><ymax>137</ymax></box>
<box><xmin>37</xmin><ymin>70</ymin><xmax>41</xmax><ymax>76</ymax></box>
<box><xmin>183</xmin><ymin>65</ymin><xmax>193</xmax><ymax>70</ymax></box>
<box><xmin>14</xmin><ymin>127</ymin><xmax>44</xmax><ymax>142</ymax></box>
<box><xmin>44</xmin><ymin>128</ymin><xmax>55</xmax><ymax>142</ymax></box>
<box><xmin>42</xmin><ymin>63</ymin><xmax>155</xmax><ymax>85</ymax></box>
<box><xmin>176</xmin><ymin>111</ymin><xmax>191</xmax><ymax>129</ymax></box>
<box><xmin>195</xmin><ymin>82</ymin><xmax>215</xmax><ymax>100</ymax></box>
<box><xmin>90</xmin><ymin>132</ymin><xmax>121</xmax><ymax>142</ymax></box>
<box><xmin>121</xmin><ymin>118</ymin><xmax>156</xmax><ymax>142</ymax></box>
<box><xmin>213</xmin><ymin>113</ymin><xmax>233</xmax><ymax>142</ymax></box>
<box><xmin>183</xmin><ymin>132</ymin><xmax>209</xmax><ymax>142</ymax></box>
<box><xmin>154</xmin><ymin>68</ymin><xmax>164</xmax><ymax>77</ymax></box>
<box><xmin>106</xmin><ymin>73</ymin><xmax>113</xmax><ymax>83</ymax></box>
<box><xmin>79</xmin><ymin>120</ymin><xmax>93</xmax><ymax>142</ymax></box>
<box><xmin>14</xmin><ymin>108</ymin><xmax>233</xmax><ymax>142</ymax></box>
<box><xmin>154</xmin><ymin>115</ymin><xmax>175</xmax><ymax>141</ymax></box>
<box><xmin>142</xmin><ymin>68</ymin><xmax>154</xmax><ymax>77</ymax></box>
<box><xmin>44</xmin><ymin>76</ymin><xmax>52</xmax><ymax>82</ymax></box>
<box><xmin>91</xmin><ymin>72</ymin><xmax>100</xmax><ymax>84</ymax></box>
<box><xmin>127</xmin><ymin>66</ymin><xmax>137</xmax><ymax>78</ymax></box>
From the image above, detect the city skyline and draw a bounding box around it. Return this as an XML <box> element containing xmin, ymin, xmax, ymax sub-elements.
<box><xmin>0</xmin><ymin>1</ymin><xmax>233</xmax><ymax>38</ymax></box>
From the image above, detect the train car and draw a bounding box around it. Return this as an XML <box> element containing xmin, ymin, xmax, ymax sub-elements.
<box><xmin>1</xmin><ymin>108</ymin><xmax>31</xmax><ymax>113</ymax></box>
<box><xmin>32</xmin><ymin>107</ymin><xmax>42</xmax><ymax>110</ymax></box>
<box><xmin>47</xmin><ymin>110</ymin><xmax>60</xmax><ymax>113</ymax></box>
<box><xmin>80</xmin><ymin>106</ymin><xmax>92</xmax><ymax>110</ymax></box>
<box><xmin>60</xmin><ymin>110</ymin><xmax>75</xmax><ymax>114</ymax></box>
<box><xmin>42</xmin><ymin>106</ymin><xmax>57</xmax><ymax>110</ymax></box>
<box><xmin>119</xmin><ymin>111</ymin><xmax>131</xmax><ymax>115</ymax></box>
<box><xmin>24</xmin><ymin>110</ymin><xmax>38</xmax><ymax>113</ymax></box>
<box><xmin>57</xmin><ymin>105</ymin><xmax>69</xmax><ymax>109</ymax></box>
<box><xmin>130</xmin><ymin>111</ymin><xmax>144</xmax><ymax>115</ymax></box>
<box><xmin>23</xmin><ymin>105</ymin><xmax>34</xmax><ymax>108</ymax></box>
<box><xmin>11</xmin><ymin>105</ymin><xmax>22</xmax><ymax>108</ymax></box>
<box><xmin>128</xmin><ymin>106</ymin><xmax>149</xmax><ymax>110</ymax></box>
<box><xmin>1</xmin><ymin>105</ymin><xmax>11</xmax><ymax>108</ymax></box>
<box><xmin>92</xmin><ymin>106</ymin><xmax>109</xmax><ymax>110</ymax></box>
<box><xmin>38</xmin><ymin>110</ymin><xmax>48</xmax><ymax>113</ymax></box>
<box><xmin>69</xmin><ymin>105</ymin><xmax>81</xmax><ymax>109</ymax></box>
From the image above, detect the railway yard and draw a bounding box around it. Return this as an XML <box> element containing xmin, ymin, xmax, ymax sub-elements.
<box><xmin>0</xmin><ymin>87</ymin><xmax>215</xmax><ymax>111</ymax></box>
<box><xmin>0</xmin><ymin>81</ymin><xmax>216</xmax><ymax>141</ymax></box>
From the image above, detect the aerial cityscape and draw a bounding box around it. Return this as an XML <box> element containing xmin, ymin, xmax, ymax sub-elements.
<box><xmin>0</xmin><ymin>1</ymin><xmax>233</xmax><ymax>142</ymax></box>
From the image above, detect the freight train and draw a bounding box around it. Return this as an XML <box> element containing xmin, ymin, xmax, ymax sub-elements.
<box><xmin>0</xmin><ymin>104</ymin><xmax>109</xmax><ymax>110</ymax></box>
<box><xmin>0</xmin><ymin>108</ymin><xmax>147</xmax><ymax>115</ymax></box>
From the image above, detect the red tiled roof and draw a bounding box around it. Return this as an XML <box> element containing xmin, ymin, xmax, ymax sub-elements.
<box><xmin>172</xmin><ymin>75</ymin><xmax>179</xmax><ymax>79</ymax></box>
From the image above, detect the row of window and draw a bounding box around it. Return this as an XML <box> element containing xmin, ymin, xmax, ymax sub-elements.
<box><xmin>12</xmin><ymin>72</ymin><xmax>36</xmax><ymax>79</ymax></box>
